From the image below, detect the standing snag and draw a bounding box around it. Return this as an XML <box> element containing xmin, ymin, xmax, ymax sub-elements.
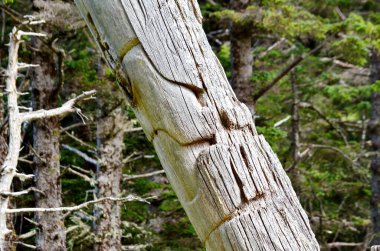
<box><xmin>0</xmin><ymin>26</ymin><xmax>47</xmax><ymax>249</ymax></box>
<box><xmin>0</xmin><ymin>21</ymin><xmax>95</xmax><ymax>250</ymax></box>
<box><xmin>31</xmin><ymin>27</ymin><xmax>67</xmax><ymax>251</ymax></box>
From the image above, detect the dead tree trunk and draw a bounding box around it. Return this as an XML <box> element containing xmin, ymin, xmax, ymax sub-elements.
<box><xmin>370</xmin><ymin>48</ymin><xmax>380</xmax><ymax>246</ymax></box>
<box><xmin>230</xmin><ymin>1</ymin><xmax>254</xmax><ymax>111</ymax></box>
<box><xmin>0</xmin><ymin>50</ymin><xmax>12</xmax><ymax>251</ymax></box>
<box><xmin>0</xmin><ymin>28</ymin><xmax>36</xmax><ymax>250</ymax></box>
<box><xmin>93</xmin><ymin>62</ymin><xmax>127</xmax><ymax>251</ymax></box>
<box><xmin>94</xmin><ymin>109</ymin><xmax>125</xmax><ymax>251</ymax></box>
<box><xmin>30</xmin><ymin>36</ymin><xmax>66</xmax><ymax>251</ymax></box>
<box><xmin>75</xmin><ymin>1</ymin><xmax>319</xmax><ymax>250</ymax></box>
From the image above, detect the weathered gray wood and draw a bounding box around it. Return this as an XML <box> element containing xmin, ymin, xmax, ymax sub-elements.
<box><xmin>372</xmin><ymin>246</ymin><xmax>380</xmax><ymax>251</ymax></box>
<box><xmin>0</xmin><ymin>28</ymin><xmax>23</xmax><ymax>251</ymax></box>
<box><xmin>75</xmin><ymin>1</ymin><xmax>319</xmax><ymax>250</ymax></box>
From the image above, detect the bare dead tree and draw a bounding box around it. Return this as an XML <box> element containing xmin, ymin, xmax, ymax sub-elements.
<box><xmin>30</xmin><ymin>20</ymin><xmax>67</xmax><ymax>251</ymax></box>
<box><xmin>229</xmin><ymin>0</ymin><xmax>254</xmax><ymax>111</ymax></box>
<box><xmin>93</xmin><ymin>60</ymin><xmax>132</xmax><ymax>251</ymax></box>
<box><xmin>0</xmin><ymin>21</ymin><xmax>95</xmax><ymax>250</ymax></box>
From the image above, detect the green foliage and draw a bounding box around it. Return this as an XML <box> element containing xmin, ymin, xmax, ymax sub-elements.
<box><xmin>212</xmin><ymin>9</ymin><xmax>242</xmax><ymax>23</ymax></box>
<box><xmin>218</xmin><ymin>43</ymin><xmax>231</xmax><ymax>78</ymax></box>
<box><xmin>256</xmin><ymin>126</ymin><xmax>288</xmax><ymax>152</ymax></box>
<box><xmin>251</xmin><ymin>71</ymin><xmax>275</xmax><ymax>83</ymax></box>
<box><xmin>331</xmin><ymin>36</ymin><xmax>369</xmax><ymax>66</ymax></box>
<box><xmin>159</xmin><ymin>199</ymin><xmax>182</xmax><ymax>212</ymax></box>
<box><xmin>372</xmin><ymin>80</ymin><xmax>380</xmax><ymax>92</ymax></box>
<box><xmin>260</xmin><ymin>4</ymin><xmax>327</xmax><ymax>40</ymax></box>
<box><xmin>323</xmin><ymin>84</ymin><xmax>371</xmax><ymax>104</ymax></box>
<box><xmin>131</xmin><ymin>179</ymin><xmax>161</xmax><ymax>195</ymax></box>
<box><xmin>122</xmin><ymin>201</ymin><xmax>151</xmax><ymax>223</ymax></box>
<box><xmin>65</xmin><ymin>49</ymin><xmax>97</xmax><ymax>86</ymax></box>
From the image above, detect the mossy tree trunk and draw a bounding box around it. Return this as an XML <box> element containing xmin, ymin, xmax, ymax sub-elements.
<box><xmin>75</xmin><ymin>1</ymin><xmax>319</xmax><ymax>250</ymax></box>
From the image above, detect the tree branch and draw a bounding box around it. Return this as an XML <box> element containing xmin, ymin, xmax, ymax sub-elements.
<box><xmin>0</xmin><ymin>187</ymin><xmax>44</xmax><ymax>197</ymax></box>
<box><xmin>60</xmin><ymin>122</ymin><xmax>88</xmax><ymax>133</ymax></box>
<box><xmin>300</xmin><ymin>143</ymin><xmax>354</xmax><ymax>164</ymax></box>
<box><xmin>14</xmin><ymin>173</ymin><xmax>34</xmax><ymax>182</ymax></box>
<box><xmin>21</xmin><ymin>90</ymin><xmax>96</xmax><ymax>122</ymax></box>
<box><xmin>273</xmin><ymin>115</ymin><xmax>291</xmax><ymax>128</ymax></box>
<box><xmin>63</xmin><ymin>166</ymin><xmax>95</xmax><ymax>186</ymax></box>
<box><xmin>63</xmin><ymin>131</ymin><xmax>96</xmax><ymax>151</ymax></box>
<box><xmin>17</xmin><ymin>230</ymin><xmax>36</xmax><ymax>240</ymax></box>
<box><xmin>14</xmin><ymin>242</ymin><xmax>36</xmax><ymax>250</ymax></box>
<box><xmin>123</xmin><ymin>170</ymin><xmax>165</xmax><ymax>181</ymax></box>
<box><xmin>299</xmin><ymin>101</ymin><xmax>349</xmax><ymax>146</ymax></box>
<box><xmin>62</xmin><ymin>144</ymin><xmax>98</xmax><ymax>166</ymax></box>
<box><xmin>6</xmin><ymin>195</ymin><xmax>153</xmax><ymax>214</ymax></box>
<box><xmin>324</xmin><ymin>242</ymin><xmax>362</xmax><ymax>248</ymax></box>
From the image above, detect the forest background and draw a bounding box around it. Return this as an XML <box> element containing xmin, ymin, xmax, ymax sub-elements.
<box><xmin>1</xmin><ymin>0</ymin><xmax>380</xmax><ymax>250</ymax></box>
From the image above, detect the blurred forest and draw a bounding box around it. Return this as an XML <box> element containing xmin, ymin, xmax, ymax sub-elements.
<box><xmin>1</xmin><ymin>0</ymin><xmax>380</xmax><ymax>250</ymax></box>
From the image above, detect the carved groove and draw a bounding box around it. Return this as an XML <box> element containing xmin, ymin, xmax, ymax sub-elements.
<box><xmin>118</xmin><ymin>38</ymin><xmax>140</xmax><ymax>60</ymax></box>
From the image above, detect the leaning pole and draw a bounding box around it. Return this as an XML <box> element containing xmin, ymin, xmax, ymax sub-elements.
<box><xmin>75</xmin><ymin>1</ymin><xmax>319</xmax><ymax>250</ymax></box>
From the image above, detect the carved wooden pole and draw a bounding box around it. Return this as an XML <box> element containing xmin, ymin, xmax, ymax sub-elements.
<box><xmin>74</xmin><ymin>1</ymin><xmax>319</xmax><ymax>250</ymax></box>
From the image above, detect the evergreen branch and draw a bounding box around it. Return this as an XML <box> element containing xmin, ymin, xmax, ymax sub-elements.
<box><xmin>253</xmin><ymin>43</ymin><xmax>324</xmax><ymax>102</ymax></box>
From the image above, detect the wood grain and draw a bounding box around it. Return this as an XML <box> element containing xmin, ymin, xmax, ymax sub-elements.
<box><xmin>75</xmin><ymin>0</ymin><xmax>320</xmax><ymax>250</ymax></box>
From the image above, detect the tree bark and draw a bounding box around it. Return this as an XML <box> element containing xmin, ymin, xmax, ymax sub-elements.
<box><xmin>290</xmin><ymin>70</ymin><xmax>300</xmax><ymax>163</ymax></box>
<box><xmin>93</xmin><ymin>62</ymin><xmax>126</xmax><ymax>251</ymax></box>
<box><xmin>30</xmin><ymin>36</ymin><xmax>66</xmax><ymax>251</ymax></box>
<box><xmin>94</xmin><ymin>109</ymin><xmax>124</xmax><ymax>251</ymax></box>
<box><xmin>230</xmin><ymin>23</ymin><xmax>253</xmax><ymax>111</ymax></box>
<box><xmin>229</xmin><ymin>1</ymin><xmax>254</xmax><ymax>111</ymax></box>
<box><xmin>370</xmin><ymin>48</ymin><xmax>380</xmax><ymax>246</ymax></box>
<box><xmin>75</xmin><ymin>1</ymin><xmax>319</xmax><ymax>250</ymax></box>
<box><xmin>287</xmin><ymin>70</ymin><xmax>303</xmax><ymax>190</ymax></box>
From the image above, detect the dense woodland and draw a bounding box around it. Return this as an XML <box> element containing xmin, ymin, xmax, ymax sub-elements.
<box><xmin>0</xmin><ymin>0</ymin><xmax>380</xmax><ymax>250</ymax></box>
